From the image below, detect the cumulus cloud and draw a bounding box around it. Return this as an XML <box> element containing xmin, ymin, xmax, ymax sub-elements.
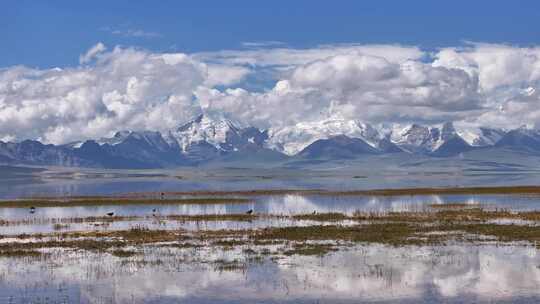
<box><xmin>433</xmin><ymin>43</ymin><xmax>540</xmax><ymax>128</ymax></box>
<box><xmin>79</xmin><ymin>42</ymin><xmax>106</xmax><ymax>64</ymax></box>
<box><xmin>3</xmin><ymin>42</ymin><xmax>540</xmax><ymax>144</ymax></box>
<box><xmin>197</xmin><ymin>52</ymin><xmax>483</xmax><ymax>129</ymax></box>
<box><xmin>0</xmin><ymin>46</ymin><xmax>208</xmax><ymax>143</ymax></box>
<box><xmin>194</xmin><ymin>44</ymin><xmax>424</xmax><ymax>69</ymax></box>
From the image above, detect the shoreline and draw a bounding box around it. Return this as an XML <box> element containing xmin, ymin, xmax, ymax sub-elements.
<box><xmin>13</xmin><ymin>185</ymin><xmax>540</xmax><ymax>202</ymax></box>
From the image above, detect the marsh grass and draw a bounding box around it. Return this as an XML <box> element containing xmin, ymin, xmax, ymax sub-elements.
<box><xmin>125</xmin><ymin>186</ymin><xmax>540</xmax><ymax>198</ymax></box>
<box><xmin>283</xmin><ymin>243</ymin><xmax>338</xmax><ymax>256</ymax></box>
<box><xmin>4</xmin><ymin>207</ymin><xmax>540</xmax><ymax>258</ymax></box>
<box><xmin>52</xmin><ymin>223</ymin><xmax>70</xmax><ymax>230</ymax></box>
<box><xmin>213</xmin><ymin>259</ymin><xmax>246</xmax><ymax>272</ymax></box>
<box><xmin>292</xmin><ymin>212</ymin><xmax>349</xmax><ymax>222</ymax></box>
<box><xmin>165</xmin><ymin>214</ymin><xmax>257</xmax><ymax>222</ymax></box>
<box><xmin>110</xmin><ymin>249</ymin><xmax>138</xmax><ymax>258</ymax></box>
<box><xmin>253</xmin><ymin>223</ymin><xmax>419</xmax><ymax>246</ymax></box>
<box><xmin>0</xmin><ymin>198</ymin><xmax>251</xmax><ymax>208</ymax></box>
<box><xmin>0</xmin><ymin>249</ymin><xmax>45</xmax><ymax>258</ymax></box>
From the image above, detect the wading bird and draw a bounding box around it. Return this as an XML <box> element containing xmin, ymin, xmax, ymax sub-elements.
<box><xmin>246</xmin><ymin>209</ymin><xmax>254</xmax><ymax>215</ymax></box>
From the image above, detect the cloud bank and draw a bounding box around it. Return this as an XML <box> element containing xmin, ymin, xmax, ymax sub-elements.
<box><xmin>1</xmin><ymin>42</ymin><xmax>540</xmax><ymax>144</ymax></box>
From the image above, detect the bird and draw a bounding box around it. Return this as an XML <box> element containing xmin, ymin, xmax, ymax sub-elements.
<box><xmin>29</xmin><ymin>206</ymin><xmax>36</xmax><ymax>214</ymax></box>
<box><xmin>246</xmin><ymin>209</ymin><xmax>254</xmax><ymax>215</ymax></box>
<box><xmin>160</xmin><ymin>192</ymin><xmax>165</xmax><ymax>199</ymax></box>
<box><xmin>312</xmin><ymin>210</ymin><xmax>317</xmax><ymax>215</ymax></box>
<box><xmin>152</xmin><ymin>208</ymin><xmax>157</xmax><ymax>216</ymax></box>
<box><xmin>106</xmin><ymin>212</ymin><xmax>114</xmax><ymax>217</ymax></box>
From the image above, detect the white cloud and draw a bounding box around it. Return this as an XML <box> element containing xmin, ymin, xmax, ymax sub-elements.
<box><xmin>432</xmin><ymin>43</ymin><xmax>540</xmax><ymax>129</ymax></box>
<box><xmin>197</xmin><ymin>53</ymin><xmax>483</xmax><ymax>130</ymax></box>
<box><xmin>4</xmin><ymin>42</ymin><xmax>540</xmax><ymax>144</ymax></box>
<box><xmin>79</xmin><ymin>42</ymin><xmax>106</xmax><ymax>64</ymax></box>
<box><xmin>193</xmin><ymin>44</ymin><xmax>424</xmax><ymax>68</ymax></box>
<box><xmin>0</xmin><ymin>45</ymin><xmax>207</xmax><ymax>144</ymax></box>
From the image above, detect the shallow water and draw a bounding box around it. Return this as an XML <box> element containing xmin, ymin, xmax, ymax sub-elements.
<box><xmin>3</xmin><ymin>164</ymin><xmax>540</xmax><ymax>199</ymax></box>
<box><xmin>3</xmin><ymin>193</ymin><xmax>540</xmax><ymax>235</ymax></box>
<box><xmin>0</xmin><ymin>244</ymin><xmax>539</xmax><ymax>303</ymax></box>
<box><xmin>2</xmin><ymin>166</ymin><xmax>540</xmax><ymax>303</ymax></box>
<box><xmin>4</xmin><ymin>193</ymin><xmax>540</xmax><ymax>220</ymax></box>
<box><xmin>2</xmin><ymin>193</ymin><xmax>540</xmax><ymax>235</ymax></box>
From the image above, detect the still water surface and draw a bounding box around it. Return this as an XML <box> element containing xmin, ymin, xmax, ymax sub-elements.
<box><xmin>0</xmin><ymin>244</ymin><xmax>539</xmax><ymax>303</ymax></box>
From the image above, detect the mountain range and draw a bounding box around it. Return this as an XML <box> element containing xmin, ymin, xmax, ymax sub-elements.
<box><xmin>1</xmin><ymin>114</ymin><xmax>539</xmax><ymax>168</ymax></box>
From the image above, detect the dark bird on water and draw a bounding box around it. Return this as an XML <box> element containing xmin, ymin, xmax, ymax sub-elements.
<box><xmin>29</xmin><ymin>206</ymin><xmax>36</xmax><ymax>214</ymax></box>
<box><xmin>246</xmin><ymin>209</ymin><xmax>254</xmax><ymax>215</ymax></box>
<box><xmin>160</xmin><ymin>192</ymin><xmax>165</xmax><ymax>199</ymax></box>
<box><xmin>106</xmin><ymin>212</ymin><xmax>114</xmax><ymax>217</ymax></box>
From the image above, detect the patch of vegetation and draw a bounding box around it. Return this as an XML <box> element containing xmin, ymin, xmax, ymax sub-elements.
<box><xmin>160</xmin><ymin>242</ymin><xmax>203</xmax><ymax>249</ymax></box>
<box><xmin>292</xmin><ymin>212</ymin><xmax>349</xmax><ymax>222</ymax></box>
<box><xmin>110</xmin><ymin>249</ymin><xmax>138</xmax><ymax>258</ymax></box>
<box><xmin>165</xmin><ymin>214</ymin><xmax>257</xmax><ymax>222</ymax></box>
<box><xmin>0</xmin><ymin>198</ymin><xmax>251</xmax><ymax>208</ymax></box>
<box><xmin>130</xmin><ymin>186</ymin><xmax>540</xmax><ymax>198</ymax></box>
<box><xmin>52</xmin><ymin>223</ymin><xmax>70</xmax><ymax>230</ymax></box>
<box><xmin>283</xmin><ymin>243</ymin><xmax>338</xmax><ymax>256</ymax></box>
<box><xmin>213</xmin><ymin>259</ymin><xmax>246</xmax><ymax>272</ymax></box>
<box><xmin>252</xmin><ymin>223</ymin><xmax>419</xmax><ymax>246</ymax></box>
<box><xmin>0</xmin><ymin>249</ymin><xmax>45</xmax><ymax>258</ymax></box>
<box><xmin>4</xmin><ymin>207</ymin><xmax>540</xmax><ymax>260</ymax></box>
<box><xmin>213</xmin><ymin>239</ymin><xmax>248</xmax><ymax>247</ymax></box>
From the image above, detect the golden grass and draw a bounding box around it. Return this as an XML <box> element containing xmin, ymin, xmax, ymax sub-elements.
<box><xmin>122</xmin><ymin>186</ymin><xmax>540</xmax><ymax>198</ymax></box>
<box><xmin>3</xmin><ymin>207</ymin><xmax>540</xmax><ymax>257</ymax></box>
<box><xmin>0</xmin><ymin>198</ymin><xmax>251</xmax><ymax>208</ymax></box>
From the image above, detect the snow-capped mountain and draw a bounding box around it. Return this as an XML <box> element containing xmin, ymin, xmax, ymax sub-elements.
<box><xmin>390</xmin><ymin>124</ymin><xmax>442</xmax><ymax>153</ymax></box>
<box><xmin>7</xmin><ymin>114</ymin><xmax>540</xmax><ymax>168</ymax></box>
<box><xmin>454</xmin><ymin>126</ymin><xmax>506</xmax><ymax>147</ymax></box>
<box><xmin>266</xmin><ymin>118</ymin><xmax>400</xmax><ymax>156</ymax></box>
<box><xmin>168</xmin><ymin>114</ymin><xmax>268</xmax><ymax>154</ymax></box>
<box><xmin>387</xmin><ymin>122</ymin><xmax>504</xmax><ymax>155</ymax></box>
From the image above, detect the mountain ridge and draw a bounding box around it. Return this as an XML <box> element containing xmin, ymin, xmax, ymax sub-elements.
<box><xmin>0</xmin><ymin>115</ymin><xmax>537</xmax><ymax>168</ymax></box>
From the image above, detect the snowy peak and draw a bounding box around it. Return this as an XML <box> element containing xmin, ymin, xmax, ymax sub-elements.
<box><xmin>169</xmin><ymin>114</ymin><xmax>267</xmax><ymax>153</ymax></box>
<box><xmin>389</xmin><ymin>121</ymin><xmax>475</xmax><ymax>155</ymax></box>
<box><xmin>266</xmin><ymin>118</ymin><xmax>390</xmax><ymax>156</ymax></box>
<box><xmin>390</xmin><ymin>124</ymin><xmax>441</xmax><ymax>153</ymax></box>
<box><xmin>455</xmin><ymin>127</ymin><xmax>505</xmax><ymax>147</ymax></box>
<box><xmin>171</xmin><ymin>114</ymin><xmax>239</xmax><ymax>152</ymax></box>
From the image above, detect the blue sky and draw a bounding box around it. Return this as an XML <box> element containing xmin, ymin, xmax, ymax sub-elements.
<box><xmin>3</xmin><ymin>0</ymin><xmax>540</xmax><ymax>68</ymax></box>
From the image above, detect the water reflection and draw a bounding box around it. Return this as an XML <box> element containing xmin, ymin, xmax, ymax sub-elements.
<box><xmin>2</xmin><ymin>193</ymin><xmax>540</xmax><ymax>219</ymax></box>
<box><xmin>2</xmin><ymin>193</ymin><xmax>540</xmax><ymax>235</ymax></box>
<box><xmin>0</xmin><ymin>244</ymin><xmax>539</xmax><ymax>303</ymax></box>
